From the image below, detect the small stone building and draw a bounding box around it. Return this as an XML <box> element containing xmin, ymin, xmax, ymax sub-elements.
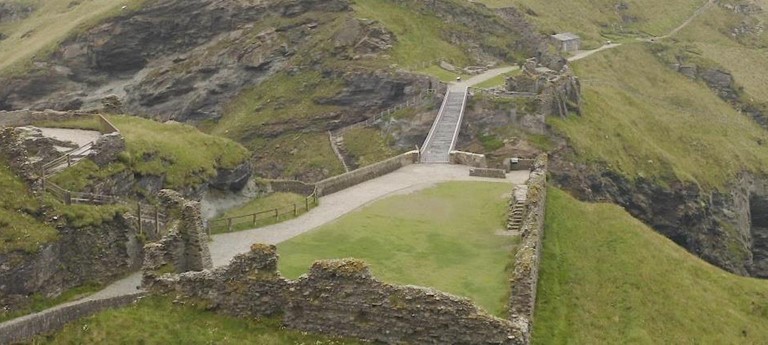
<box><xmin>551</xmin><ymin>33</ymin><xmax>581</xmax><ymax>52</ymax></box>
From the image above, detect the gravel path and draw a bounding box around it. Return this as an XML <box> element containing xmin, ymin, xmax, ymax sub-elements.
<box><xmin>36</xmin><ymin>127</ymin><xmax>102</xmax><ymax>149</ymax></box>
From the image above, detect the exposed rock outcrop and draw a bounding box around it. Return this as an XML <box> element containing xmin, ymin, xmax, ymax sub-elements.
<box><xmin>550</xmin><ymin>153</ymin><xmax>768</xmax><ymax>277</ymax></box>
<box><xmin>0</xmin><ymin>215</ymin><xmax>143</xmax><ymax>315</ymax></box>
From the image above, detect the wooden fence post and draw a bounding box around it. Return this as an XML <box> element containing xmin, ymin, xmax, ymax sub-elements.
<box><xmin>227</xmin><ymin>218</ymin><xmax>233</xmax><ymax>232</ymax></box>
<box><xmin>293</xmin><ymin>204</ymin><xmax>297</xmax><ymax>216</ymax></box>
<box><xmin>252</xmin><ymin>214</ymin><xmax>257</xmax><ymax>225</ymax></box>
<box><xmin>65</xmin><ymin>192</ymin><xmax>72</xmax><ymax>205</ymax></box>
<box><xmin>274</xmin><ymin>208</ymin><xmax>279</xmax><ymax>221</ymax></box>
<box><xmin>67</xmin><ymin>154</ymin><xmax>71</xmax><ymax>167</ymax></box>
<box><xmin>137</xmin><ymin>203</ymin><xmax>143</xmax><ymax>236</ymax></box>
<box><xmin>305</xmin><ymin>197</ymin><xmax>309</xmax><ymax>211</ymax></box>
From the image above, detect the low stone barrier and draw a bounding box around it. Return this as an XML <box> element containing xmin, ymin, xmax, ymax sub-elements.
<box><xmin>268</xmin><ymin>179</ymin><xmax>316</xmax><ymax>196</ymax></box>
<box><xmin>507</xmin><ymin>154</ymin><xmax>548</xmax><ymax>344</ymax></box>
<box><xmin>505</xmin><ymin>158</ymin><xmax>536</xmax><ymax>172</ymax></box>
<box><xmin>0</xmin><ymin>110</ymin><xmax>93</xmax><ymax>127</ymax></box>
<box><xmin>0</xmin><ymin>292</ymin><xmax>145</xmax><ymax>344</ymax></box>
<box><xmin>145</xmin><ymin>244</ymin><xmax>526</xmax><ymax>345</ymax></box>
<box><xmin>470</xmin><ymin>167</ymin><xmax>507</xmax><ymax>178</ymax></box>
<box><xmin>450</xmin><ymin>150</ymin><xmax>487</xmax><ymax>168</ymax></box>
<box><xmin>315</xmin><ymin>150</ymin><xmax>419</xmax><ymax>196</ymax></box>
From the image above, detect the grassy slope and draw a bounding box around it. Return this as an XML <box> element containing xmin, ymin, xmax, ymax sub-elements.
<box><xmin>674</xmin><ymin>5</ymin><xmax>768</xmax><ymax>101</ymax></box>
<box><xmin>353</xmin><ymin>0</ymin><xmax>471</xmax><ymax>67</ymax></box>
<box><xmin>476</xmin><ymin>0</ymin><xmax>705</xmax><ymax>47</ymax></box>
<box><xmin>550</xmin><ymin>44</ymin><xmax>768</xmax><ymax>189</ymax></box>
<box><xmin>342</xmin><ymin>127</ymin><xmax>398</xmax><ymax>167</ymax></box>
<box><xmin>39</xmin><ymin>296</ymin><xmax>362</xmax><ymax>344</ymax></box>
<box><xmin>278</xmin><ymin>181</ymin><xmax>516</xmax><ymax>316</ymax></box>
<box><xmin>109</xmin><ymin>116</ymin><xmax>250</xmax><ymax>189</ymax></box>
<box><xmin>210</xmin><ymin>192</ymin><xmax>313</xmax><ymax>234</ymax></box>
<box><xmin>0</xmin><ymin>0</ymin><xmax>147</xmax><ymax>75</ymax></box>
<box><xmin>534</xmin><ymin>188</ymin><xmax>768</xmax><ymax>344</ymax></box>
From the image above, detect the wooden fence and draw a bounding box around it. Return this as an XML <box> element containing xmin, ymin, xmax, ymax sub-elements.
<box><xmin>207</xmin><ymin>190</ymin><xmax>319</xmax><ymax>234</ymax></box>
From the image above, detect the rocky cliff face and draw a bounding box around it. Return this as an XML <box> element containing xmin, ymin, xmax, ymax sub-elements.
<box><xmin>0</xmin><ymin>0</ymin><xmax>350</xmax><ymax>121</ymax></box>
<box><xmin>550</xmin><ymin>154</ymin><xmax>768</xmax><ymax>277</ymax></box>
<box><xmin>0</xmin><ymin>215</ymin><xmax>143</xmax><ymax>313</ymax></box>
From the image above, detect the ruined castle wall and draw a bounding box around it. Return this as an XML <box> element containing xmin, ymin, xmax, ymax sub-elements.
<box><xmin>316</xmin><ymin>150</ymin><xmax>419</xmax><ymax>196</ymax></box>
<box><xmin>145</xmin><ymin>245</ymin><xmax>526</xmax><ymax>345</ymax></box>
<box><xmin>507</xmin><ymin>154</ymin><xmax>548</xmax><ymax>343</ymax></box>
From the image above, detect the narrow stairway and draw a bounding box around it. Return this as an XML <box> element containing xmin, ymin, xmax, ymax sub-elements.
<box><xmin>421</xmin><ymin>88</ymin><xmax>468</xmax><ymax>163</ymax></box>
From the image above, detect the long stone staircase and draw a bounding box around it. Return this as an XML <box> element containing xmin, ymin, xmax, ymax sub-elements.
<box><xmin>420</xmin><ymin>88</ymin><xmax>468</xmax><ymax>163</ymax></box>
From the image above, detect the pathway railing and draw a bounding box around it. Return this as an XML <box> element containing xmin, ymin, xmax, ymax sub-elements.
<box><xmin>207</xmin><ymin>190</ymin><xmax>319</xmax><ymax>234</ymax></box>
<box><xmin>338</xmin><ymin>90</ymin><xmax>437</xmax><ymax>133</ymax></box>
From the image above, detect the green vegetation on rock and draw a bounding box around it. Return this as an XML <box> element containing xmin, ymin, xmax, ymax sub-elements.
<box><xmin>534</xmin><ymin>188</ymin><xmax>768</xmax><ymax>343</ymax></box>
<box><xmin>343</xmin><ymin>127</ymin><xmax>399</xmax><ymax>167</ymax></box>
<box><xmin>278</xmin><ymin>181</ymin><xmax>517</xmax><ymax>316</ymax></box>
<box><xmin>0</xmin><ymin>160</ymin><xmax>57</xmax><ymax>254</ymax></box>
<box><xmin>38</xmin><ymin>295</ymin><xmax>362</xmax><ymax>344</ymax></box>
<box><xmin>551</xmin><ymin>44</ymin><xmax>768</xmax><ymax>189</ymax></box>
<box><xmin>476</xmin><ymin>0</ymin><xmax>707</xmax><ymax>47</ymax></box>
<box><xmin>109</xmin><ymin>116</ymin><xmax>250</xmax><ymax>190</ymax></box>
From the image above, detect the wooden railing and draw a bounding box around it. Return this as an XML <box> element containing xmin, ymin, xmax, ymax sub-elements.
<box><xmin>207</xmin><ymin>190</ymin><xmax>319</xmax><ymax>234</ymax></box>
<box><xmin>40</xmin><ymin>141</ymin><xmax>94</xmax><ymax>177</ymax></box>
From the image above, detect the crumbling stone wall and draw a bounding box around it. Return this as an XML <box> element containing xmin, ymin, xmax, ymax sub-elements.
<box><xmin>506</xmin><ymin>61</ymin><xmax>581</xmax><ymax>118</ymax></box>
<box><xmin>142</xmin><ymin>190</ymin><xmax>212</xmax><ymax>286</ymax></box>
<box><xmin>469</xmin><ymin>167</ymin><xmax>507</xmax><ymax>179</ymax></box>
<box><xmin>450</xmin><ymin>150</ymin><xmax>488</xmax><ymax>168</ymax></box>
<box><xmin>508</xmin><ymin>154</ymin><xmax>548</xmax><ymax>343</ymax></box>
<box><xmin>144</xmin><ymin>244</ymin><xmax>526</xmax><ymax>345</ymax></box>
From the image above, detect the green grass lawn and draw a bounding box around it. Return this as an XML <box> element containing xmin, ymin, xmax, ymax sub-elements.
<box><xmin>534</xmin><ymin>188</ymin><xmax>768</xmax><ymax>344</ymax></box>
<box><xmin>342</xmin><ymin>127</ymin><xmax>398</xmax><ymax>168</ymax></box>
<box><xmin>278</xmin><ymin>181</ymin><xmax>517</xmax><ymax>316</ymax></box>
<box><xmin>210</xmin><ymin>192</ymin><xmax>314</xmax><ymax>234</ymax></box>
<box><xmin>552</xmin><ymin>44</ymin><xmax>768</xmax><ymax>189</ymax></box>
<box><xmin>0</xmin><ymin>0</ymin><xmax>147</xmax><ymax>75</ymax></box>
<box><xmin>38</xmin><ymin>295</ymin><xmax>362</xmax><ymax>344</ymax></box>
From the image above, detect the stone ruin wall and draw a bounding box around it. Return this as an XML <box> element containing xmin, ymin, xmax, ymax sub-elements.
<box><xmin>141</xmin><ymin>155</ymin><xmax>550</xmax><ymax>344</ymax></box>
<box><xmin>142</xmin><ymin>189</ymin><xmax>212</xmax><ymax>284</ymax></box>
<box><xmin>507</xmin><ymin>154</ymin><xmax>548</xmax><ymax>343</ymax></box>
<box><xmin>144</xmin><ymin>245</ymin><xmax>526</xmax><ymax>345</ymax></box>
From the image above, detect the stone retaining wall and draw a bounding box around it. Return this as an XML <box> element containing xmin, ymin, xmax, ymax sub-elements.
<box><xmin>268</xmin><ymin>179</ymin><xmax>316</xmax><ymax>196</ymax></box>
<box><xmin>0</xmin><ymin>110</ymin><xmax>93</xmax><ymax>128</ymax></box>
<box><xmin>450</xmin><ymin>150</ymin><xmax>487</xmax><ymax>168</ymax></box>
<box><xmin>145</xmin><ymin>244</ymin><xmax>526</xmax><ymax>345</ymax></box>
<box><xmin>470</xmin><ymin>167</ymin><xmax>507</xmax><ymax>178</ymax></box>
<box><xmin>507</xmin><ymin>154</ymin><xmax>548</xmax><ymax>344</ymax></box>
<box><xmin>316</xmin><ymin>150</ymin><xmax>419</xmax><ymax>196</ymax></box>
<box><xmin>0</xmin><ymin>292</ymin><xmax>145</xmax><ymax>344</ymax></box>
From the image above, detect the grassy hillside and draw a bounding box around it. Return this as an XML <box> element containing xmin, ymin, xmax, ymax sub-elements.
<box><xmin>550</xmin><ymin>44</ymin><xmax>768</xmax><ymax>189</ymax></box>
<box><xmin>534</xmin><ymin>188</ymin><xmax>768</xmax><ymax>343</ymax></box>
<box><xmin>674</xmin><ymin>4</ymin><xmax>768</xmax><ymax>101</ymax></box>
<box><xmin>0</xmin><ymin>0</ymin><xmax>147</xmax><ymax>75</ymax></box>
<box><xmin>278</xmin><ymin>181</ymin><xmax>517</xmax><ymax>316</ymax></box>
<box><xmin>476</xmin><ymin>0</ymin><xmax>706</xmax><ymax>47</ymax></box>
<box><xmin>38</xmin><ymin>296</ymin><xmax>362</xmax><ymax>344</ymax></box>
